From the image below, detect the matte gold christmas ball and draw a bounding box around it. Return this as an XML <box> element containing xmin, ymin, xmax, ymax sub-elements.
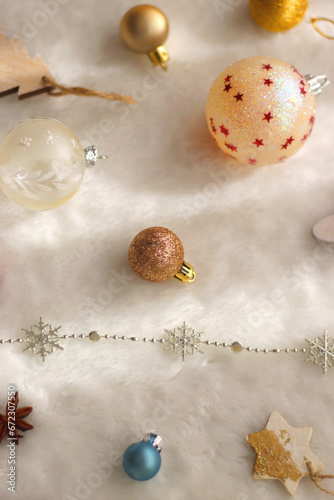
<box><xmin>249</xmin><ymin>0</ymin><xmax>308</xmax><ymax>32</ymax></box>
<box><xmin>128</xmin><ymin>226</ymin><xmax>196</xmax><ymax>283</ymax></box>
<box><xmin>120</xmin><ymin>5</ymin><xmax>169</xmax><ymax>54</ymax></box>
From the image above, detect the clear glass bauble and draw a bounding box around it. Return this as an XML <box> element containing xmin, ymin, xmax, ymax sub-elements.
<box><xmin>0</xmin><ymin>118</ymin><xmax>86</xmax><ymax>210</ymax></box>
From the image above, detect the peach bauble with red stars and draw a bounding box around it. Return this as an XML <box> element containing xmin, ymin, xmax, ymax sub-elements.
<box><xmin>206</xmin><ymin>57</ymin><xmax>316</xmax><ymax>166</ymax></box>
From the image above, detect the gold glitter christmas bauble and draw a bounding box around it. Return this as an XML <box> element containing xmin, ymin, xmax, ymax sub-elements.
<box><xmin>129</xmin><ymin>227</ymin><xmax>185</xmax><ymax>282</ymax></box>
<box><xmin>206</xmin><ymin>57</ymin><xmax>316</xmax><ymax>167</ymax></box>
<box><xmin>249</xmin><ymin>0</ymin><xmax>308</xmax><ymax>33</ymax></box>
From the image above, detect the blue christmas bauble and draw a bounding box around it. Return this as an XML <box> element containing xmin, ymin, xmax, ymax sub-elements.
<box><xmin>123</xmin><ymin>437</ymin><xmax>161</xmax><ymax>481</ymax></box>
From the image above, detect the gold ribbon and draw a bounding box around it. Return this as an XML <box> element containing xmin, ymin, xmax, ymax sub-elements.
<box><xmin>311</xmin><ymin>17</ymin><xmax>334</xmax><ymax>40</ymax></box>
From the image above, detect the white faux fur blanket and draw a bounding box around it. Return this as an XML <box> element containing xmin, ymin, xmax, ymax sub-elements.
<box><xmin>0</xmin><ymin>0</ymin><xmax>334</xmax><ymax>499</ymax></box>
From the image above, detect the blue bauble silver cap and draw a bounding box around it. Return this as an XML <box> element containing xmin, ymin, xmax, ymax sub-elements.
<box><xmin>123</xmin><ymin>432</ymin><xmax>162</xmax><ymax>481</ymax></box>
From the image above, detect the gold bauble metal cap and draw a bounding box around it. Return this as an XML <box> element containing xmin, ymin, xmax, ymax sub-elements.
<box><xmin>120</xmin><ymin>5</ymin><xmax>169</xmax><ymax>69</ymax></box>
<box><xmin>128</xmin><ymin>227</ymin><xmax>195</xmax><ymax>283</ymax></box>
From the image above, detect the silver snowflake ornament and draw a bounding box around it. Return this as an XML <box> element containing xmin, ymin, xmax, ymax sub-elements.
<box><xmin>305</xmin><ymin>330</ymin><xmax>334</xmax><ymax>374</ymax></box>
<box><xmin>22</xmin><ymin>317</ymin><xmax>64</xmax><ymax>362</ymax></box>
<box><xmin>165</xmin><ymin>322</ymin><xmax>204</xmax><ymax>361</ymax></box>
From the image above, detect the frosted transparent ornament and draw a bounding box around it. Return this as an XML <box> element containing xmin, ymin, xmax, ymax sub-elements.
<box><xmin>0</xmin><ymin>118</ymin><xmax>86</xmax><ymax>210</ymax></box>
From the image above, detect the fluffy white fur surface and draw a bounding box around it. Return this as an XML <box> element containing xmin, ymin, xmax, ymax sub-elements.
<box><xmin>1</xmin><ymin>1</ymin><xmax>334</xmax><ymax>499</ymax></box>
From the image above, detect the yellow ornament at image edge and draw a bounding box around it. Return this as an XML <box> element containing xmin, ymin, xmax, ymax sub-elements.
<box><xmin>249</xmin><ymin>0</ymin><xmax>308</xmax><ymax>32</ymax></box>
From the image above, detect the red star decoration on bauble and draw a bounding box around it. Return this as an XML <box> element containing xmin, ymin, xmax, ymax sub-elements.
<box><xmin>263</xmin><ymin>112</ymin><xmax>273</xmax><ymax>123</ymax></box>
<box><xmin>262</xmin><ymin>64</ymin><xmax>273</xmax><ymax>71</ymax></box>
<box><xmin>264</xmin><ymin>78</ymin><xmax>273</xmax><ymax>86</ymax></box>
<box><xmin>248</xmin><ymin>158</ymin><xmax>257</xmax><ymax>165</ymax></box>
<box><xmin>209</xmin><ymin>118</ymin><xmax>217</xmax><ymax>134</ymax></box>
<box><xmin>292</xmin><ymin>66</ymin><xmax>303</xmax><ymax>79</ymax></box>
<box><xmin>309</xmin><ymin>117</ymin><xmax>315</xmax><ymax>133</ymax></box>
<box><xmin>234</xmin><ymin>92</ymin><xmax>243</xmax><ymax>102</ymax></box>
<box><xmin>253</xmin><ymin>138</ymin><xmax>264</xmax><ymax>148</ymax></box>
<box><xmin>219</xmin><ymin>124</ymin><xmax>229</xmax><ymax>137</ymax></box>
<box><xmin>300</xmin><ymin>87</ymin><xmax>307</xmax><ymax>97</ymax></box>
<box><xmin>224</xmin><ymin>75</ymin><xmax>232</xmax><ymax>82</ymax></box>
<box><xmin>224</xmin><ymin>83</ymin><xmax>232</xmax><ymax>93</ymax></box>
<box><xmin>281</xmin><ymin>136</ymin><xmax>294</xmax><ymax>149</ymax></box>
<box><xmin>225</xmin><ymin>142</ymin><xmax>237</xmax><ymax>152</ymax></box>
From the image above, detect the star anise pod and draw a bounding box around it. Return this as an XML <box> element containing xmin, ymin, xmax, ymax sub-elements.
<box><xmin>0</xmin><ymin>391</ymin><xmax>34</xmax><ymax>444</ymax></box>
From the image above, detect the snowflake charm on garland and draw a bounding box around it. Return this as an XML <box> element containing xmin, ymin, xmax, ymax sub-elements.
<box><xmin>305</xmin><ymin>330</ymin><xmax>334</xmax><ymax>374</ymax></box>
<box><xmin>164</xmin><ymin>322</ymin><xmax>204</xmax><ymax>361</ymax></box>
<box><xmin>0</xmin><ymin>317</ymin><xmax>331</xmax><ymax>374</ymax></box>
<box><xmin>22</xmin><ymin>317</ymin><xmax>63</xmax><ymax>362</ymax></box>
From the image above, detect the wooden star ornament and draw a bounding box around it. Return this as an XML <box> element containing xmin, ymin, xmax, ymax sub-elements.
<box><xmin>0</xmin><ymin>32</ymin><xmax>53</xmax><ymax>98</ymax></box>
<box><xmin>0</xmin><ymin>30</ymin><xmax>135</xmax><ymax>102</ymax></box>
<box><xmin>245</xmin><ymin>411</ymin><xmax>323</xmax><ymax>495</ymax></box>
